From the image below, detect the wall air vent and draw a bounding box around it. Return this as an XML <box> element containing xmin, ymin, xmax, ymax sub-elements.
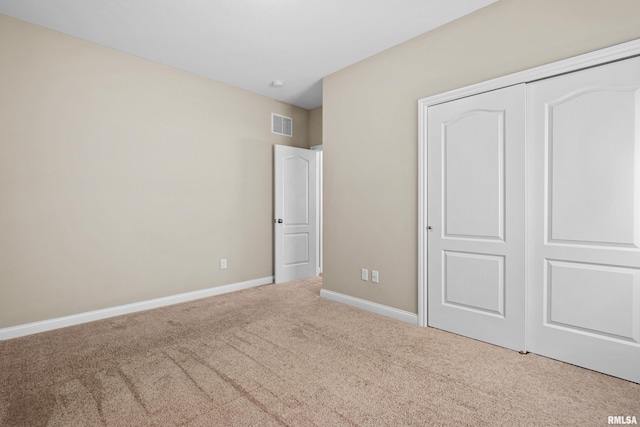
<box><xmin>272</xmin><ymin>113</ymin><xmax>293</xmax><ymax>137</ymax></box>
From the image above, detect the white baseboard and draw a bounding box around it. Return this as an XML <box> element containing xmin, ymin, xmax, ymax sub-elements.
<box><xmin>0</xmin><ymin>276</ymin><xmax>274</xmax><ymax>341</ymax></box>
<box><xmin>320</xmin><ymin>289</ymin><xmax>418</xmax><ymax>325</ymax></box>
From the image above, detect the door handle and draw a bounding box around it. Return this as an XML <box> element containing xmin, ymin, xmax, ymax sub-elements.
<box><xmin>276</xmin><ymin>219</ymin><xmax>283</xmax><ymax>224</ymax></box>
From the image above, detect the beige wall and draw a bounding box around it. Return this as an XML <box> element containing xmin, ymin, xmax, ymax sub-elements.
<box><xmin>322</xmin><ymin>0</ymin><xmax>640</xmax><ymax>313</ymax></box>
<box><xmin>309</xmin><ymin>106</ymin><xmax>323</xmax><ymax>147</ymax></box>
<box><xmin>0</xmin><ymin>15</ymin><xmax>310</xmax><ymax>328</ymax></box>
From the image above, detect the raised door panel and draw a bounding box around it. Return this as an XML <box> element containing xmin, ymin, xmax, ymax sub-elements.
<box><xmin>443</xmin><ymin>111</ymin><xmax>504</xmax><ymax>241</ymax></box>
<box><xmin>283</xmin><ymin>233</ymin><xmax>310</xmax><ymax>266</ymax></box>
<box><xmin>442</xmin><ymin>110</ymin><xmax>505</xmax><ymax>240</ymax></box>
<box><xmin>547</xmin><ymin>88</ymin><xmax>639</xmax><ymax>248</ymax></box>
<box><xmin>443</xmin><ymin>251</ymin><xmax>505</xmax><ymax>317</ymax></box>
<box><xmin>545</xmin><ymin>260</ymin><xmax>640</xmax><ymax>343</ymax></box>
<box><xmin>283</xmin><ymin>156</ymin><xmax>310</xmax><ymax>226</ymax></box>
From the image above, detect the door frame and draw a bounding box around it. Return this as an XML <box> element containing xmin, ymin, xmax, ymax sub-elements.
<box><xmin>417</xmin><ymin>38</ymin><xmax>640</xmax><ymax>328</ymax></box>
<box><xmin>311</xmin><ymin>144</ymin><xmax>323</xmax><ymax>274</ymax></box>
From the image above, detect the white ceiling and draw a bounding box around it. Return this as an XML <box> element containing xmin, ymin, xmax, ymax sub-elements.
<box><xmin>0</xmin><ymin>0</ymin><xmax>497</xmax><ymax>109</ymax></box>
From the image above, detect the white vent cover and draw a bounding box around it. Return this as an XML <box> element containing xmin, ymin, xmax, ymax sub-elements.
<box><xmin>272</xmin><ymin>113</ymin><xmax>293</xmax><ymax>137</ymax></box>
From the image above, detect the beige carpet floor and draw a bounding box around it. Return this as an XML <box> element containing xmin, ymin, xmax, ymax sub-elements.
<box><xmin>1</xmin><ymin>276</ymin><xmax>639</xmax><ymax>426</ymax></box>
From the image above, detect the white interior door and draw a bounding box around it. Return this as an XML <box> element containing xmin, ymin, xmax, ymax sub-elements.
<box><xmin>274</xmin><ymin>145</ymin><xmax>318</xmax><ymax>283</ymax></box>
<box><xmin>528</xmin><ymin>56</ymin><xmax>640</xmax><ymax>383</ymax></box>
<box><xmin>427</xmin><ymin>84</ymin><xmax>526</xmax><ymax>351</ymax></box>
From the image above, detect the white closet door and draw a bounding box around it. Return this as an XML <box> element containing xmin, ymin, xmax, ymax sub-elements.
<box><xmin>528</xmin><ymin>56</ymin><xmax>640</xmax><ymax>383</ymax></box>
<box><xmin>427</xmin><ymin>84</ymin><xmax>526</xmax><ymax>351</ymax></box>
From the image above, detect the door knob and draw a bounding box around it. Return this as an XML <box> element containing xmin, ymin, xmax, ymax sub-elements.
<box><xmin>277</xmin><ymin>219</ymin><xmax>283</xmax><ymax>224</ymax></box>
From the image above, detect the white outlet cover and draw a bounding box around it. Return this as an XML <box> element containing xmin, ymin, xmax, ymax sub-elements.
<box><xmin>361</xmin><ymin>268</ymin><xmax>368</xmax><ymax>281</ymax></box>
<box><xmin>372</xmin><ymin>271</ymin><xmax>379</xmax><ymax>283</ymax></box>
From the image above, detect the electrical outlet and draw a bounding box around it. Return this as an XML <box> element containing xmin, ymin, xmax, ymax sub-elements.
<box><xmin>220</xmin><ymin>259</ymin><xmax>227</xmax><ymax>269</ymax></box>
<box><xmin>361</xmin><ymin>268</ymin><xmax>368</xmax><ymax>281</ymax></box>
<box><xmin>372</xmin><ymin>270</ymin><xmax>379</xmax><ymax>283</ymax></box>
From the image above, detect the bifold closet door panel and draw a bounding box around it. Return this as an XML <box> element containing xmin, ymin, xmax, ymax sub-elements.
<box><xmin>427</xmin><ymin>84</ymin><xmax>526</xmax><ymax>352</ymax></box>
<box><xmin>527</xmin><ymin>56</ymin><xmax>640</xmax><ymax>383</ymax></box>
